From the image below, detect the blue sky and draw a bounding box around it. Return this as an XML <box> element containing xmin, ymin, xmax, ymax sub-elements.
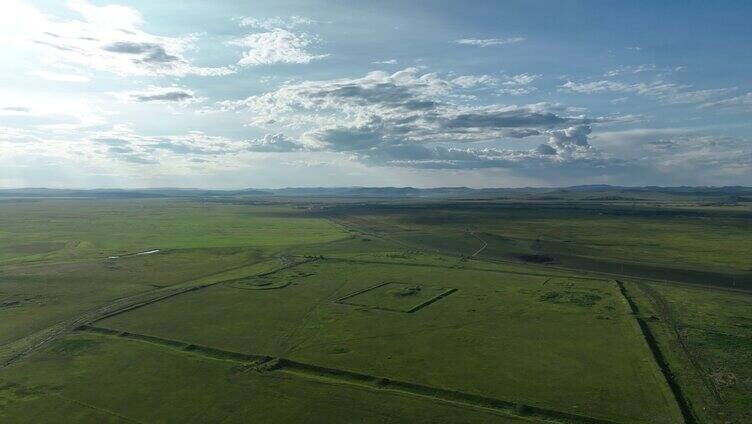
<box><xmin>1</xmin><ymin>0</ymin><xmax>751</xmax><ymax>188</ymax></box>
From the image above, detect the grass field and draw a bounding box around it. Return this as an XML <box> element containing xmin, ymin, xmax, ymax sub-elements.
<box><xmin>0</xmin><ymin>196</ymin><xmax>750</xmax><ymax>423</ymax></box>
<box><xmin>0</xmin><ymin>199</ymin><xmax>347</xmax><ymax>350</ymax></box>
<box><xmin>0</xmin><ymin>200</ymin><xmax>347</xmax><ymax>263</ymax></box>
<box><xmin>94</xmin><ymin>258</ymin><xmax>681</xmax><ymax>423</ymax></box>
<box><xmin>625</xmin><ymin>281</ymin><xmax>752</xmax><ymax>423</ymax></box>
<box><xmin>0</xmin><ymin>332</ymin><xmax>519</xmax><ymax>423</ymax></box>
<box><xmin>328</xmin><ymin>202</ymin><xmax>752</xmax><ymax>288</ymax></box>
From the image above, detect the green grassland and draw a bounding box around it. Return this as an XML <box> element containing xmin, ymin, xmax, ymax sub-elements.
<box><xmin>625</xmin><ymin>281</ymin><xmax>752</xmax><ymax>424</ymax></box>
<box><xmin>0</xmin><ymin>199</ymin><xmax>347</xmax><ymax>368</ymax></box>
<box><xmin>0</xmin><ymin>332</ymin><xmax>518</xmax><ymax>424</ymax></box>
<box><xmin>0</xmin><ymin>199</ymin><xmax>347</xmax><ymax>263</ymax></box>
<box><xmin>96</xmin><ymin>258</ymin><xmax>680</xmax><ymax>423</ymax></box>
<box><xmin>328</xmin><ymin>202</ymin><xmax>752</xmax><ymax>287</ymax></box>
<box><xmin>0</xmin><ymin>248</ymin><xmax>262</xmax><ymax>345</ymax></box>
<box><xmin>0</xmin><ymin>196</ymin><xmax>750</xmax><ymax>423</ymax></box>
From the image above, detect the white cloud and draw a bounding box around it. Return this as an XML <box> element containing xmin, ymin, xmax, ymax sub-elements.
<box><xmin>560</xmin><ymin>80</ymin><xmax>676</xmax><ymax>95</ymax></box>
<box><xmin>453</xmin><ymin>37</ymin><xmax>525</xmax><ymax>47</ymax></box>
<box><xmin>496</xmin><ymin>73</ymin><xmax>540</xmax><ymax>95</ymax></box>
<box><xmin>229</xmin><ymin>28</ymin><xmax>328</xmax><ymax>66</ymax></box>
<box><xmin>444</xmin><ymin>73</ymin><xmax>541</xmax><ymax>96</ymax></box>
<box><xmin>29</xmin><ymin>69</ymin><xmax>90</xmax><ymax>83</ymax></box>
<box><xmin>594</xmin><ymin>128</ymin><xmax>752</xmax><ymax>180</ymax></box>
<box><xmin>0</xmin><ymin>123</ymin><xmax>278</xmax><ymax>178</ymax></box>
<box><xmin>700</xmin><ymin>92</ymin><xmax>752</xmax><ymax>112</ymax></box>
<box><xmin>663</xmin><ymin>87</ymin><xmax>738</xmax><ymax>105</ymax></box>
<box><xmin>218</xmin><ymin>68</ymin><xmax>613</xmax><ymax>169</ymax></box>
<box><xmin>546</xmin><ymin>125</ymin><xmax>593</xmax><ymax>157</ymax></box>
<box><xmin>372</xmin><ymin>59</ymin><xmax>397</xmax><ymax>65</ymax></box>
<box><xmin>503</xmin><ymin>73</ymin><xmax>540</xmax><ymax>86</ymax></box>
<box><xmin>497</xmin><ymin>87</ymin><xmax>537</xmax><ymax>96</ymax></box>
<box><xmin>238</xmin><ymin>16</ymin><xmax>316</xmax><ymax>30</ymax></box>
<box><xmin>450</xmin><ymin>74</ymin><xmax>498</xmax><ymax>89</ymax></box>
<box><xmin>560</xmin><ymin>79</ymin><xmax>736</xmax><ymax>105</ymax></box>
<box><xmin>450</xmin><ymin>73</ymin><xmax>539</xmax><ymax>94</ymax></box>
<box><xmin>0</xmin><ymin>0</ymin><xmax>233</xmax><ymax>77</ymax></box>
<box><xmin>87</xmin><ymin>125</ymin><xmax>253</xmax><ymax>165</ymax></box>
<box><xmin>604</xmin><ymin>64</ymin><xmax>659</xmax><ymax>77</ymax></box>
<box><xmin>245</xmin><ymin>134</ymin><xmax>310</xmax><ymax>152</ymax></box>
<box><xmin>0</xmin><ymin>126</ymin><xmax>38</xmax><ymax>144</ymax></box>
<box><xmin>0</xmin><ymin>92</ymin><xmax>107</xmax><ymax>131</ymax></box>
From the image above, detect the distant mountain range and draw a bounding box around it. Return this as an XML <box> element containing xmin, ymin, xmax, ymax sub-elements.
<box><xmin>1</xmin><ymin>185</ymin><xmax>751</xmax><ymax>200</ymax></box>
<box><xmin>0</xmin><ymin>188</ymin><xmax>270</xmax><ymax>199</ymax></box>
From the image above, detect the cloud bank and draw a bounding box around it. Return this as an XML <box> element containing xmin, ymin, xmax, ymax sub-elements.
<box><xmin>220</xmin><ymin>68</ymin><xmax>613</xmax><ymax>170</ymax></box>
<box><xmin>1</xmin><ymin>0</ymin><xmax>233</xmax><ymax>77</ymax></box>
<box><xmin>454</xmin><ymin>37</ymin><xmax>525</xmax><ymax>47</ymax></box>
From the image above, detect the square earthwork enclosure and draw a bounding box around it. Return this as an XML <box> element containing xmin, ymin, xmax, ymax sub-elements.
<box><xmin>336</xmin><ymin>282</ymin><xmax>456</xmax><ymax>313</ymax></box>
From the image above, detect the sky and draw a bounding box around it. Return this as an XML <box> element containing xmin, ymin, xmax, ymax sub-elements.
<box><xmin>1</xmin><ymin>0</ymin><xmax>751</xmax><ymax>189</ymax></box>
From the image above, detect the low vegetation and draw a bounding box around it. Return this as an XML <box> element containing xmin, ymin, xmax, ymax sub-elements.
<box><xmin>0</xmin><ymin>192</ymin><xmax>750</xmax><ymax>423</ymax></box>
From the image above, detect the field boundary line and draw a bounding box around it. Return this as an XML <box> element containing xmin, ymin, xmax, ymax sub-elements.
<box><xmin>92</xmin><ymin>285</ymin><xmax>207</xmax><ymax>323</ymax></box>
<box><xmin>93</xmin><ymin>256</ymin><xmax>319</xmax><ymax>324</ymax></box>
<box><xmin>77</xmin><ymin>325</ymin><xmax>272</xmax><ymax>364</ymax></box>
<box><xmin>635</xmin><ymin>283</ymin><xmax>722</xmax><ymax>404</ymax></box>
<box><xmin>0</xmin><ymin>257</ymin><xmax>315</xmax><ymax>368</ymax></box>
<box><xmin>334</xmin><ymin>282</ymin><xmax>457</xmax><ymax>314</ymax></box>
<box><xmin>615</xmin><ymin>281</ymin><xmax>696</xmax><ymax>424</ymax></box>
<box><xmin>335</xmin><ymin>281</ymin><xmax>392</xmax><ymax>302</ymax></box>
<box><xmin>331</xmin><ymin>216</ymin><xmax>752</xmax><ymax>293</ymax></box>
<box><xmin>54</xmin><ymin>393</ymin><xmax>145</xmax><ymax>424</ymax></box>
<box><xmin>468</xmin><ymin>253</ymin><xmax>752</xmax><ymax>294</ymax></box>
<box><xmin>323</xmin><ymin>256</ymin><xmax>612</xmax><ymax>282</ymax></box>
<box><xmin>276</xmin><ymin>261</ymin><xmax>355</xmax><ymax>357</ymax></box>
<box><xmin>405</xmin><ymin>288</ymin><xmax>458</xmax><ymax>313</ymax></box>
<box><xmin>680</xmin><ymin>325</ymin><xmax>752</xmax><ymax>341</ymax></box>
<box><xmin>76</xmin><ymin>326</ymin><xmax>616</xmax><ymax>424</ymax></box>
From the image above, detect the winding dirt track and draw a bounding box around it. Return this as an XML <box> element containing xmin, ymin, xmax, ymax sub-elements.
<box><xmin>469</xmin><ymin>232</ymin><xmax>488</xmax><ymax>257</ymax></box>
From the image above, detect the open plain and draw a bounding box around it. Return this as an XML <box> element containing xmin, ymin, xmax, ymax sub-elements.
<box><xmin>1</xmin><ymin>188</ymin><xmax>751</xmax><ymax>423</ymax></box>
